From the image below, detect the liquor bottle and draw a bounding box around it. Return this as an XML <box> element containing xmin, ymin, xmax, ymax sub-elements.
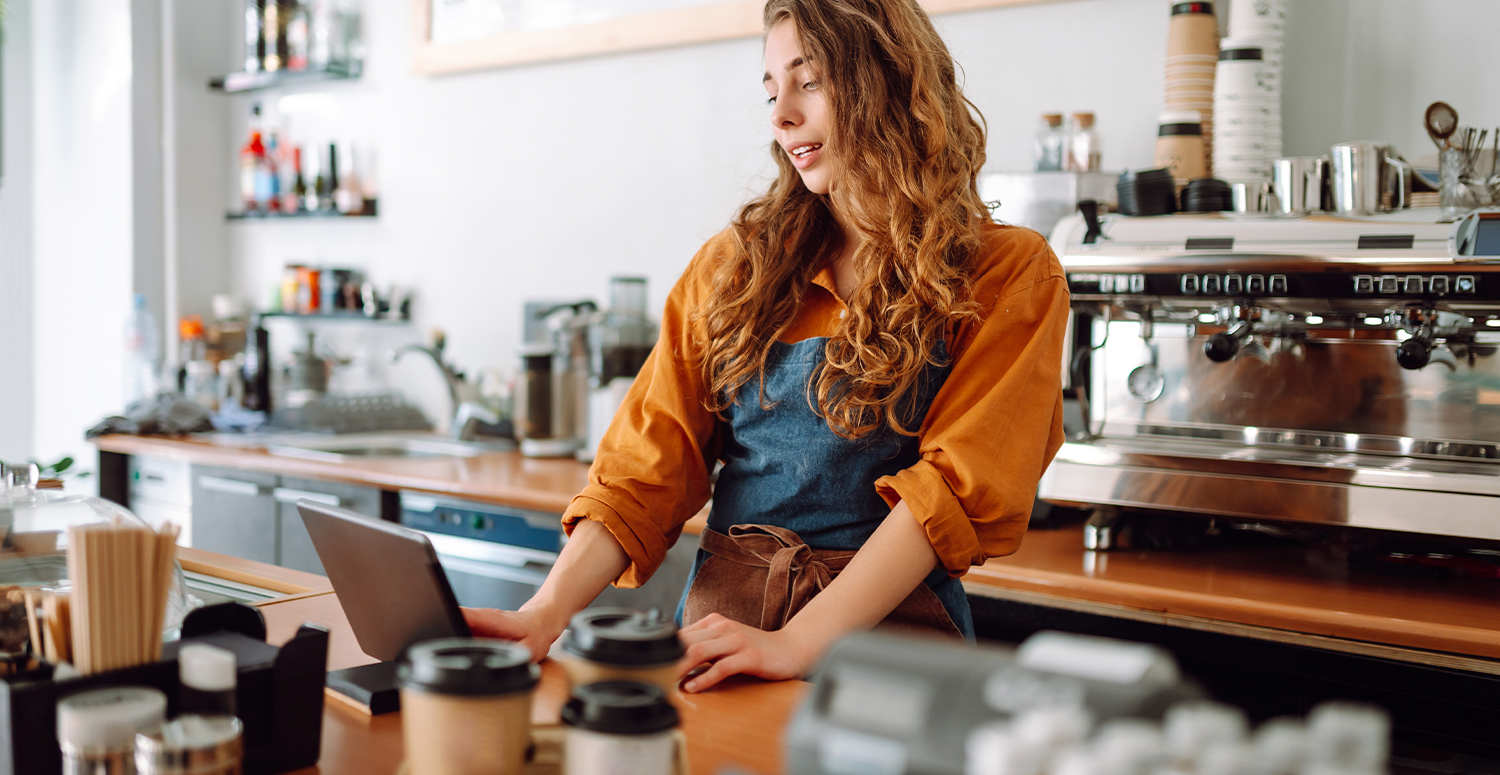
<box><xmin>286</xmin><ymin>3</ymin><xmax>310</xmax><ymax>71</ymax></box>
<box><xmin>261</xmin><ymin>132</ymin><xmax>282</xmax><ymax>213</ymax></box>
<box><xmin>239</xmin><ymin>105</ymin><xmax>267</xmax><ymax>213</ymax></box>
<box><xmin>289</xmin><ymin>146</ymin><xmax>308</xmax><ymax>213</ymax></box>
<box><xmin>244</xmin><ymin>0</ymin><xmax>266</xmax><ymax>73</ymax></box>
<box><xmin>264</xmin><ymin>0</ymin><xmax>287</xmax><ymax>72</ymax></box>
<box><xmin>313</xmin><ymin>145</ymin><xmax>331</xmax><ymax>209</ymax></box>
<box><xmin>334</xmin><ymin>142</ymin><xmax>363</xmax><ymax>214</ymax></box>
<box><xmin>318</xmin><ymin>142</ymin><xmax>339</xmax><ymax>212</ymax></box>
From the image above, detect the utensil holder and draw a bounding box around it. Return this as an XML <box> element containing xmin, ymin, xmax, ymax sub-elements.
<box><xmin>0</xmin><ymin>602</ymin><xmax>328</xmax><ymax>775</ymax></box>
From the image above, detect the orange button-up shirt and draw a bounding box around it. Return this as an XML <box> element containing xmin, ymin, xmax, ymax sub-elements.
<box><xmin>563</xmin><ymin>222</ymin><xmax>1070</xmax><ymax>587</ymax></box>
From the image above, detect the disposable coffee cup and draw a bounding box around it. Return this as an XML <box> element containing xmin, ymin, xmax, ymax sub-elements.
<box><xmin>1154</xmin><ymin>112</ymin><xmax>1207</xmax><ymax>185</ymax></box>
<box><xmin>1166</xmin><ymin>6</ymin><xmax>1220</xmax><ymax>58</ymax></box>
<box><xmin>1165</xmin><ymin>54</ymin><xmax>1219</xmax><ymax>65</ymax></box>
<box><xmin>398</xmin><ymin>639</ymin><xmax>539</xmax><ymax>775</ymax></box>
<box><xmin>559</xmin><ymin>608</ymin><xmax>685</xmax><ymax>698</ymax></box>
<box><xmin>562</xmin><ymin>682</ymin><xmax>680</xmax><ymax>775</ymax></box>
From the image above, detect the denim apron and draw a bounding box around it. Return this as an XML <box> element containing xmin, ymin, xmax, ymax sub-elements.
<box><xmin>676</xmin><ymin>336</ymin><xmax>975</xmax><ymax>641</ymax></box>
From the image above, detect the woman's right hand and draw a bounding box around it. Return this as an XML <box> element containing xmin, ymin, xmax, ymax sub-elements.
<box><xmin>461</xmin><ymin>606</ymin><xmax>564</xmax><ymax>663</ymax></box>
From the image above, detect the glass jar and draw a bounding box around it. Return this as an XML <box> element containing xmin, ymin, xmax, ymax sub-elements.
<box><xmin>0</xmin><ymin>461</ymin><xmax>195</xmax><ymax>649</ymax></box>
<box><xmin>1439</xmin><ymin>146</ymin><xmax>1481</xmax><ymax>221</ymax></box>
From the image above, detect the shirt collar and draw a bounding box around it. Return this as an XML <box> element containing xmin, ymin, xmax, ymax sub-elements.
<box><xmin>811</xmin><ymin>263</ymin><xmax>842</xmax><ymax>304</ymax></box>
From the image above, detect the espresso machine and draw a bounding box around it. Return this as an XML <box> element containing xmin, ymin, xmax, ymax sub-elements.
<box><xmin>1040</xmin><ymin>208</ymin><xmax>1500</xmax><ymax>545</ymax></box>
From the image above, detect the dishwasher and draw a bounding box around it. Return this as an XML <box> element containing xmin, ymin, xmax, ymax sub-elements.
<box><xmin>398</xmin><ymin>492</ymin><xmax>562</xmax><ymax>610</ymax></box>
<box><xmin>398</xmin><ymin>491</ymin><xmax>699</xmax><ymax>614</ymax></box>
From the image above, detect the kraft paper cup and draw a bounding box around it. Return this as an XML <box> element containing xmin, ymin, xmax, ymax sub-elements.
<box><xmin>399</xmin><ymin>639</ymin><xmax>538</xmax><ymax>775</ymax></box>
<box><xmin>1167</xmin><ymin>12</ymin><xmax>1220</xmax><ymax>57</ymax></box>
<box><xmin>1166</xmin><ymin>54</ymin><xmax>1219</xmax><ymax>65</ymax></box>
<box><xmin>1165</xmin><ymin>63</ymin><xmax>1218</xmax><ymax>74</ymax></box>
<box><xmin>559</xmin><ymin>609</ymin><xmax>686</xmax><ymax>701</ymax></box>
<box><xmin>557</xmin><ymin>652</ymin><xmax>682</xmax><ymax>700</ymax></box>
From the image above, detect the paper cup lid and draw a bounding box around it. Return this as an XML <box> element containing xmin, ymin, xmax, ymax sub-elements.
<box><xmin>57</xmin><ymin>687</ymin><xmax>167</xmax><ymax>752</ymax></box>
<box><xmin>563</xmin><ymin>608</ymin><xmax>684</xmax><ymax>667</ymax></box>
<box><xmin>398</xmin><ymin>638</ymin><xmax>539</xmax><ymax>696</ymax></box>
<box><xmin>562</xmin><ymin>681</ymin><xmax>679</xmax><ymax>735</ymax></box>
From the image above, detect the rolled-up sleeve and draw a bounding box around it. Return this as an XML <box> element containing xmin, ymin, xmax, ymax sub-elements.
<box><xmin>561</xmin><ymin>237</ymin><xmax>725</xmax><ymax>587</ymax></box>
<box><xmin>875</xmin><ymin>237</ymin><xmax>1070</xmax><ymax>577</ymax></box>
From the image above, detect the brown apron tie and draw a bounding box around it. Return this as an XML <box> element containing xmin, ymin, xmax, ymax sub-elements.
<box><xmin>686</xmin><ymin>524</ymin><xmax>960</xmax><ymax>638</ymax></box>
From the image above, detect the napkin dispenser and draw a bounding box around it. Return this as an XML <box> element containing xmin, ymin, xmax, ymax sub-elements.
<box><xmin>0</xmin><ymin>602</ymin><xmax>328</xmax><ymax>775</ymax></box>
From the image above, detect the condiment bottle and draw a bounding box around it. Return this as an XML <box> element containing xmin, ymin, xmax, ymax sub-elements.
<box><xmin>134</xmin><ymin>642</ymin><xmax>245</xmax><ymax>775</ymax></box>
<box><xmin>133</xmin><ymin>717</ymin><xmax>244</xmax><ymax>775</ymax></box>
<box><xmin>561</xmin><ymin>681</ymin><xmax>680</xmax><ymax>775</ymax></box>
<box><xmin>57</xmin><ymin>686</ymin><xmax>167</xmax><ymax>775</ymax></box>
<box><xmin>1065</xmin><ymin>112</ymin><xmax>1101</xmax><ymax>172</ymax></box>
<box><xmin>178</xmin><ymin>643</ymin><xmax>237</xmax><ymax>718</ymax></box>
<box><xmin>1034</xmin><ymin>113</ymin><xmax>1065</xmax><ymax>171</ymax></box>
<box><xmin>397</xmin><ymin>638</ymin><xmax>539</xmax><ymax>775</ymax></box>
<box><xmin>559</xmin><ymin>608</ymin><xmax>685</xmax><ymax>698</ymax></box>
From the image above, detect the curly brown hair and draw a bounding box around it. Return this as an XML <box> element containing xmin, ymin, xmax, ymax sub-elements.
<box><xmin>697</xmin><ymin>0</ymin><xmax>991</xmax><ymax>439</ymax></box>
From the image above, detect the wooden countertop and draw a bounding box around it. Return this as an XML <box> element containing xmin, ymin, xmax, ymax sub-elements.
<box><xmin>100</xmin><ymin>435</ymin><xmax>1500</xmax><ymax>666</ymax></box>
<box><xmin>94</xmin><ymin>434</ymin><xmax>593</xmax><ymax>514</ymax></box>
<box><xmin>969</xmin><ymin>525</ymin><xmax>1500</xmax><ymax>666</ymax></box>
<box><xmin>254</xmin><ymin>587</ymin><xmax>804</xmax><ymax>775</ymax></box>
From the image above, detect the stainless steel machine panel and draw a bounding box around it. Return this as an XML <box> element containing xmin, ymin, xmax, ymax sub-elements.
<box><xmin>1041</xmin><ymin>210</ymin><xmax>1500</xmax><ymax>542</ymax></box>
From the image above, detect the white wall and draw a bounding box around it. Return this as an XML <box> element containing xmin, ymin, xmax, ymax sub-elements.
<box><xmin>30</xmin><ymin>0</ymin><xmax>136</xmax><ymax>464</ymax></box>
<box><xmin>0</xmin><ymin>0</ymin><xmax>38</xmax><ymax>461</ymax></box>
<box><xmin>1282</xmin><ymin>0</ymin><xmax>1500</xmax><ymax>165</ymax></box>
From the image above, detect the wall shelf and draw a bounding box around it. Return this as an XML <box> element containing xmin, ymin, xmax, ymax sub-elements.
<box><xmin>226</xmin><ymin>208</ymin><xmax>376</xmax><ymax>221</ymax></box>
<box><xmin>258</xmin><ymin>312</ymin><xmax>408</xmax><ymax>324</ymax></box>
<box><xmin>209</xmin><ymin>64</ymin><xmax>361</xmax><ymax>93</ymax></box>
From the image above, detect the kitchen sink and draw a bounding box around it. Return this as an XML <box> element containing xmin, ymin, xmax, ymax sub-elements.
<box><xmin>265</xmin><ymin>433</ymin><xmax>511</xmax><ymax>462</ymax></box>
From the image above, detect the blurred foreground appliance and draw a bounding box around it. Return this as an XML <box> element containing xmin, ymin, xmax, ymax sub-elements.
<box><xmin>786</xmin><ymin>630</ymin><xmax>1201</xmax><ymax>775</ymax></box>
<box><xmin>1041</xmin><ymin>208</ymin><xmax>1500</xmax><ymax>543</ymax></box>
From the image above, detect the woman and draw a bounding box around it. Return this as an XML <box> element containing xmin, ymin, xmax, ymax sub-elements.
<box><xmin>465</xmin><ymin>0</ymin><xmax>1069</xmax><ymax>693</ymax></box>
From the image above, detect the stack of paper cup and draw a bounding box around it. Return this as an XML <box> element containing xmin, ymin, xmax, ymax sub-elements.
<box><xmin>1164</xmin><ymin>2</ymin><xmax>1220</xmax><ymax>175</ymax></box>
<box><xmin>1224</xmin><ymin>0</ymin><xmax>1288</xmax><ymax>163</ymax></box>
<box><xmin>1213</xmin><ymin>43</ymin><xmax>1271</xmax><ymax>184</ymax></box>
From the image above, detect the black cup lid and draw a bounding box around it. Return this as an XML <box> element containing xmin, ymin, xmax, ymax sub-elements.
<box><xmin>397</xmin><ymin>638</ymin><xmax>539</xmax><ymax>696</ymax></box>
<box><xmin>561</xmin><ymin>681</ymin><xmax>679</xmax><ymax>735</ymax></box>
<box><xmin>562</xmin><ymin>608</ymin><xmax>684</xmax><ymax>667</ymax></box>
<box><xmin>1119</xmin><ymin>168</ymin><xmax>1175</xmax><ymax>183</ymax></box>
<box><xmin>1170</xmin><ymin>1</ymin><xmax>1214</xmax><ymax>15</ymax></box>
<box><xmin>1185</xmin><ymin>177</ymin><xmax>1232</xmax><ymax>194</ymax></box>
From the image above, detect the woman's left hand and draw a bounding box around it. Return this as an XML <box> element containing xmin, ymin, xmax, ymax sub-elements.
<box><xmin>676</xmin><ymin>613</ymin><xmax>819</xmax><ymax>693</ymax></box>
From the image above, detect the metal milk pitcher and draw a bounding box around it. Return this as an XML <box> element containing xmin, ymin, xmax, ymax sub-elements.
<box><xmin>1329</xmin><ymin>141</ymin><xmax>1413</xmax><ymax>215</ymax></box>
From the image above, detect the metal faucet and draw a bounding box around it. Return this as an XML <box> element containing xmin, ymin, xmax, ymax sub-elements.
<box><xmin>390</xmin><ymin>342</ymin><xmax>502</xmax><ymax>441</ymax></box>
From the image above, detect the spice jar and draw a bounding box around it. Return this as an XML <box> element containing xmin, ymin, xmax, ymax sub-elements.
<box><xmin>57</xmin><ymin>687</ymin><xmax>167</xmax><ymax>775</ymax></box>
<box><xmin>134</xmin><ymin>716</ymin><xmax>244</xmax><ymax>775</ymax></box>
